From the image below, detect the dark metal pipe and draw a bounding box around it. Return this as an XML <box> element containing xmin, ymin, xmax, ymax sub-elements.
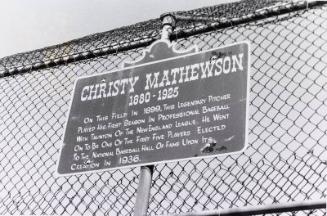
<box><xmin>170</xmin><ymin>199</ymin><xmax>326</xmax><ymax>216</ymax></box>
<box><xmin>1</xmin><ymin>1</ymin><xmax>326</xmax><ymax>78</ymax></box>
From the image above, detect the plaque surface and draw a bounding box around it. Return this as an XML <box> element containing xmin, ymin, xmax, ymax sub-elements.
<box><xmin>57</xmin><ymin>41</ymin><xmax>250</xmax><ymax>175</ymax></box>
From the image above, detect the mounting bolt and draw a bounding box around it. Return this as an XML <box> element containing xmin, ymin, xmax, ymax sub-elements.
<box><xmin>160</xmin><ymin>13</ymin><xmax>176</xmax><ymax>41</ymax></box>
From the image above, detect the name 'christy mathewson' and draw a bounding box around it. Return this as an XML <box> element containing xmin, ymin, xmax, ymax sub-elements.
<box><xmin>80</xmin><ymin>53</ymin><xmax>244</xmax><ymax>101</ymax></box>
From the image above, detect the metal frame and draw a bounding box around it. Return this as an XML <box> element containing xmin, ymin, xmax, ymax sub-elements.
<box><xmin>168</xmin><ymin>199</ymin><xmax>327</xmax><ymax>216</ymax></box>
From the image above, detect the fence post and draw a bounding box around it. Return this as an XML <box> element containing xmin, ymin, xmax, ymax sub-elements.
<box><xmin>160</xmin><ymin>13</ymin><xmax>176</xmax><ymax>42</ymax></box>
<box><xmin>133</xmin><ymin>13</ymin><xmax>176</xmax><ymax>216</ymax></box>
<box><xmin>134</xmin><ymin>165</ymin><xmax>154</xmax><ymax>216</ymax></box>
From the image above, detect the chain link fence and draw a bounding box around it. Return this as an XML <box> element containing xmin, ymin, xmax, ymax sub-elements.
<box><xmin>0</xmin><ymin>0</ymin><xmax>326</xmax><ymax>215</ymax></box>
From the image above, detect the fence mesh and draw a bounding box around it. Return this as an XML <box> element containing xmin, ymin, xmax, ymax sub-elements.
<box><xmin>0</xmin><ymin>0</ymin><xmax>326</xmax><ymax>215</ymax></box>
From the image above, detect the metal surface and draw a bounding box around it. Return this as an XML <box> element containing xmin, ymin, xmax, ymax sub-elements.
<box><xmin>134</xmin><ymin>166</ymin><xmax>154</xmax><ymax>216</ymax></box>
<box><xmin>57</xmin><ymin>42</ymin><xmax>250</xmax><ymax>175</ymax></box>
<box><xmin>170</xmin><ymin>199</ymin><xmax>327</xmax><ymax>216</ymax></box>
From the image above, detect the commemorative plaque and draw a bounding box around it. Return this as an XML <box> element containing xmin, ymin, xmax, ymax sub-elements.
<box><xmin>57</xmin><ymin>41</ymin><xmax>250</xmax><ymax>175</ymax></box>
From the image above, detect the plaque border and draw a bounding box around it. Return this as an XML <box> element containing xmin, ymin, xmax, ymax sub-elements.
<box><xmin>56</xmin><ymin>41</ymin><xmax>251</xmax><ymax>176</ymax></box>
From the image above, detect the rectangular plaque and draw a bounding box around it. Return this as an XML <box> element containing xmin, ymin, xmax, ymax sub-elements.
<box><xmin>57</xmin><ymin>42</ymin><xmax>250</xmax><ymax>175</ymax></box>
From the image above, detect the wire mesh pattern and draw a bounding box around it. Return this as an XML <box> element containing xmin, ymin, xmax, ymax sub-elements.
<box><xmin>0</xmin><ymin>1</ymin><xmax>326</xmax><ymax>215</ymax></box>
